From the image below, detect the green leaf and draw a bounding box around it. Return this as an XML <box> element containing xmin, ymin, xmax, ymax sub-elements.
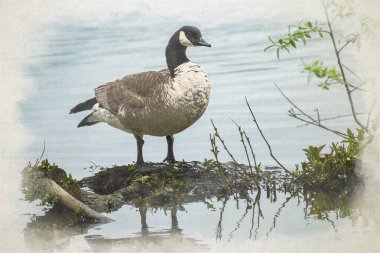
<box><xmin>264</xmin><ymin>44</ymin><xmax>275</xmax><ymax>52</ymax></box>
<box><xmin>289</xmin><ymin>39</ymin><xmax>296</xmax><ymax>48</ymax></box>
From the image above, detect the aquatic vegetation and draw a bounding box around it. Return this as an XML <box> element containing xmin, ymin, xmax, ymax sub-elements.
<box><xmin>294</xmin><ymin>128</ymin><xmax>364</xmax><ymax>190</ymax></box>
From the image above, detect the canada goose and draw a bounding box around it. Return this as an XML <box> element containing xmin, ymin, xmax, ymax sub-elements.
<box><xmin>70</xmin><ymin>26</ymin><xmax>211</xmax><ymax>164</ymax></box>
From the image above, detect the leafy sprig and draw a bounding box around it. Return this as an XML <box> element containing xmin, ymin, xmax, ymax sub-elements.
<box><xmin>264</xmin><ymin>21</ymin><xmax>324</xmax><ymax>58</ymax></box>
<box><xmin>303</xmin><ymin>60</ymin><xmax>342</xmax><ymax>89</ymax></box>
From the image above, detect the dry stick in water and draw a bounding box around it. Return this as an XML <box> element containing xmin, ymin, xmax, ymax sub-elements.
<box><xmin>244</xmin><ymin>97</ymin><xmax>292</xmax><ymax>176</ymax></box>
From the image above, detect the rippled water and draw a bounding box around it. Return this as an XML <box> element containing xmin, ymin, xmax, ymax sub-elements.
<box><xmin>18</xmin><ymin>12</ymin><xmax>373</xmax><ymax>252</ymax></box>
<box><xmin>20</xmin><ymin>14</ymin><xmax>364</xmax><ymax>175</ymax></box>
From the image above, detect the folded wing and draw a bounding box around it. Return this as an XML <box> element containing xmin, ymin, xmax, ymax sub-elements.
<box><xmin>95</xmin><ymin>69</ymin><xmax>171</xmax><ymax>116</ymax></box>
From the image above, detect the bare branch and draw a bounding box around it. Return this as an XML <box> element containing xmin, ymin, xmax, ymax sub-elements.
<box><xmin>322</xmin><ymin>0</ymin><xmax>368</xmax><ymax>131</ymax></box>
<box><xmin>245</xmin><ymin>97</ymin><xmax>292</xmax><ymax>176</ymax></box>
<box><xmin>342</xmin><ymin>64</ymin><xmax>367</xmax><ymax>86</ymax></box>
<box><xmin>338</xmin><ymin>40</ymin><xmax>351</xmax><ymax>53</ymax></box>
<box><xmin>34</xmin><ymin>141</ymin><xmax>46</xmax><ymax>167</ymax></box>
<box><xmin>231</xmin><ymin>119</ymin><xmax>254</xmax><ymax>178</ymax></box>
<box><xmin>315</xmin><ymin>108</ymin><xmax>321</xmax><ymax>123</ymax></box>
<box><xmin>274</xmin><ymin>83</ymin><xmax>348</xmax><ymax>138</ymax></box>
<box><xmin>296</xmin><ymin>113</ymin><xmax>367</xmax><ymax>127</ymax></box>
<box><xmin>366</xmin><ymin>99</ymin><xmax>377</xmax><ymax>129</ymax></box>
<box><xmin>242</xmin><ymin>131</ymin><xmax>259</xmax><ymax>170</ymax></box>
<box><xmin>210</xmin><ymin>120</ymin><xmax>245</xmax><ymax>178</ymax></box>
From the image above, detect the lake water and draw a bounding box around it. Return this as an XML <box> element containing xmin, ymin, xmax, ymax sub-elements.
<box><xmin>17</xmin><ymin>11</ymin><xmax>377</xmax><ymax>253</ymax></box>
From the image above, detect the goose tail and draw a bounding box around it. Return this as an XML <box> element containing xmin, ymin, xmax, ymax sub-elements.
<box><xmin>77</xmin><ymin>113</ymin><xmax>100</xmax><ymax>127</ymax></box>
<box><xmin>70</xmin><ymin>97</ymin><xmax>97</xmax><ymax>114</ymax></box>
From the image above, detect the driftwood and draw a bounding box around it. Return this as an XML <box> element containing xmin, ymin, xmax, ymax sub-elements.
<box><xmin>37</xmin><ymin>178</ymin><xmax>112</xmax><ymax>222</ymax></box>
<box><xmin>22</xmin><ymin>163</ymin><xmax>112</xmax><ymax>222</ymax></box>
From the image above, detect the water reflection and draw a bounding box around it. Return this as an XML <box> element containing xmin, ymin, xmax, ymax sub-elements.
<box><xmin>23</xmin><ymin>181</ymin><xmax>366</xmax><ymax>252</ymax></box>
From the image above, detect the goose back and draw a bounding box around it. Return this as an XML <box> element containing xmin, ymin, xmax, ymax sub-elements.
<box><xmin>95</xmin><ymin>62</ymin><xmax>210</xmax><ymax>136</ymax></box>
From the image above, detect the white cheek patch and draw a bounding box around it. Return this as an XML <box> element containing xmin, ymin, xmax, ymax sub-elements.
<box><xmin>179</xmin><ymin>31</ymin><xmax>193</xmax><ymax>47</ymax></box>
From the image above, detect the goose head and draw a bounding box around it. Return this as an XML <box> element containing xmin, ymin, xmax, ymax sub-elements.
<box><xmin>178</xmin><ymin>26</ymin><xmax>211</xmax><ymax>47</ymax></box>
<box><xmin>166</xmin><ymin>26</ymin><xmax>211</xmax><ymax>77</ymax></box>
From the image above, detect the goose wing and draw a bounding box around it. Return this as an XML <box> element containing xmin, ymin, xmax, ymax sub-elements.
<box><xmin>95</xmin><ymin>69</ymin><xmax>171</xmax><ymax>116</ymax></box>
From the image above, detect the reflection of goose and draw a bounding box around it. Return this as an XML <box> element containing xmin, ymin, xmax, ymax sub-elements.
<box><xmin>70</xmin><ymin>26</ymin><xmax>211</xmax><ymax>164</ymax></box>
<box><xmin>85</xmin><ymin>206</ymin><xmax>207</xmax><ymax>252</ymax></box>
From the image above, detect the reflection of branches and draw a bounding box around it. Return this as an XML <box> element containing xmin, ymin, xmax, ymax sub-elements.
<box><xmin>249</xmin><ymin>189</ymin><xmax>263</xmax><ymax>240</ymax></box>
<box><xmin>170</xmin><ymin>207</ymin><xmax>181</xmax><ymax>235</ymax></box>
<box><xmin>228</xmin><ymin>200</ymin><xmax>250</xmax><ymax>242</ymax></box>
<box><xmin>274</xmin><ymin>83</ymin><xmax>348</xmax><ymax>138</ymax></box>
<box><xmin>325</xmin><ymin>212</ymin><xmax>338</xmax><ymax>233</ymax></box>
<box><xmin>265</xmin><ymin>195</ymin><xmax>293</xmax><ymax>239</ymax></box>
<box><xmin>139</xmin><ymin>207</ymin><xmax>149</xmax><ymax>236</ymax></box>
<box><xmin>216</xmin><ymin>198</ymin><xmax>228</xmax><ymax>241</ymax></box>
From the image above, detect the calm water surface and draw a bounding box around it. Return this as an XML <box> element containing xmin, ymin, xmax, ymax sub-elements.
<box><xmin>19</xmin><ymin>13</ymin><xmax>374</xmax><ymax>252</ymax></box>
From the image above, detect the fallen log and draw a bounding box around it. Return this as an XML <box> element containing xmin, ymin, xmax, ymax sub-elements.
<box><xmin>22</xmin><ymin>162</ymin><xmax>113</xmax><ymax>222</ymax></box>
<box><xmin>36</xmin><ymin>177</ymin><xmax>112</xmax><ymax>222</ymax></box>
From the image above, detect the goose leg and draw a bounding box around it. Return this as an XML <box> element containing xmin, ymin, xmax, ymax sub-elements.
<box><xmin>163</xmin><ymin>135</ymin><xmax>176</xmax><ymax>163</ymax></box>
<box><xmin>135</xmin><ymin>135</ymin><xmax>144</xmax><ymax>165</ymax></box>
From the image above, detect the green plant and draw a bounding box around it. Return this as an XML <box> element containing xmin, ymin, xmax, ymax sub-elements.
<box><xmin>264</xmin><ymin>21</ymin><xmax>324</xmax><ymax>58</ymax></box>
<box><xmin>303</xmin><ymin>60</ymin><xmax>342</xmax><ymax>89</ymax></box>
<box><xmin>265</xmin><ymin>1</ymin><xmax>372</xmax><ymax>133</ymax></box>
<box><xmin>262</xmin><ymin>0</ymin><xmax>376</xmax><ymax>191</ymax></box>
<box><xmin>295</xmin><ymin>128</ymin><xmax>364</xmax><ymax>189</ymax></box>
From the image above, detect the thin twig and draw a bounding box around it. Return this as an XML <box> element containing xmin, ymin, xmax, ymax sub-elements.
<box><xmin>34</xmin><ymin>141</ymin><xmax>46</xmax><ymax>167</ymax></box>
<box><xmin>242</xmin><ymin>131</ymin><xmax>260</xmax><ymax>175</ymax></box>
<box><xmin>289</xmin><ymin>111</ymin><xmax>347</xmax><ymax>137</ymax></box>
<box><xmin>209</xmin><ymin>134</ymin><xmax>232</xmax><ymax>186</ymax></box>
<box><xmin>322</xmin><ymin>0</ymin><xmax>368</xmax><ymax>131</ymax></box>
<box><xmin>342</xmin><ymin>64</ymin><xmax>367</xmax><ymax>86</ymax></box>
<box><xmin>296</xmin><ymin>113</ymin><xmax>367</xmax><ymax>127</ymax></box>
<box><xmin>315</xmin><ymin>108</ymin><xmax>321</xmax><ymax>123</ymax></box>
<box><xmin>366</xmin><ymin>99</ymin><xmax>377</xmax><ymax>129</ymax></box>
<box><xmin>231</xmin><ymin>119</ymin><xmax>254</xmax><ymax>178</ymax></box>
<box><xmin>338</xmin><ymin>40</ymin><xmax>351</xmax><ymax>53</ymax></box>
<box><xmin>211</xmin><ymin>120</ymin><xmax>242</xmax><ymax>168</ymax></box>
<box><xmin>349</xmin><ymin>84</ymin><xmax>366</xmax><ymax>93</ymax></box>
<box><xmin>274</xmin><ymin>83</ymin><xmax>348</xmax><ymax>138</ymax></box>
<box><xmin>245</xmin><ymin>97</ymin><xmax>292</xmax><ymax>176</ymax></box>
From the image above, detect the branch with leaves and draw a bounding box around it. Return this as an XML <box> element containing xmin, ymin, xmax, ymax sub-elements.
<box><xmin>264</xmin><ymin>21</ymin><xmax>325</xmax><ymax>59</ymax></box>
<box><xmin>264</xmin><ymin>0</ymin><xmax>370</xmax><ymax>135</ymax></box>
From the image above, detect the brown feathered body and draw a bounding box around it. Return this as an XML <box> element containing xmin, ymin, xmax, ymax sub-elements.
<box><xmin>91</xmin><ymin>62</ymin><xmax>210</xmax><ymax>137</ymax></box>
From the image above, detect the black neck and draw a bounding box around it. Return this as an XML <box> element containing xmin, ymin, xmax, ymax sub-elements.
<box><xmin>165</xmin><ymin>32</ymin><xmax>189</xmax><ymax>78</ymax></box>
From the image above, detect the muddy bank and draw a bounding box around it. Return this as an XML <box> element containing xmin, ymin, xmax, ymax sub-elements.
<box><xmin>22</xmin><ymin>158</ymin><xmax>359</xmax><ymax>224</ymax></box>
<box><xmin>22</xmin><ymin>159</ymin><xmax>294</xmax><ymax>221</ymax></box>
